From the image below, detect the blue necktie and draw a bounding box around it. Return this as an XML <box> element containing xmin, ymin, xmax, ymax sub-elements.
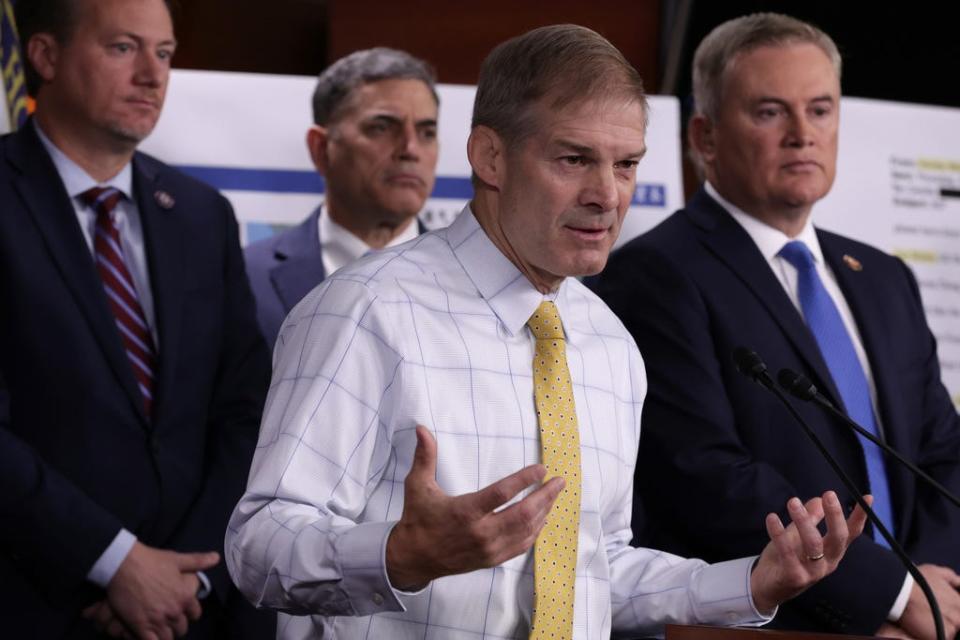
<box><xmin>779</xmin><ymin>240</ymin><xmax>893</xmax><ymax>546</ymax></box>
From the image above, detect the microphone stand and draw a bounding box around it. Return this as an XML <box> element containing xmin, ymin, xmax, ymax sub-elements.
<box><xmin>732</xmin><ymin>348</ymin><xmax>945</xmax><ymax>640</ymax></box>
<box><xmin>778</xmin><ymin>368</ymin><xmax>960</xmax><ymax>510</ymax></box>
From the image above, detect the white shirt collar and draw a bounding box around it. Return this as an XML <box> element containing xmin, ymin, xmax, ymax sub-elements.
<box><xmin>318</xmin><ymin>204</ymin><xmax>420</xmax><ymax>275</ymax></box>
<box><xmin>33</xmin><ymin>120</ymin><xmax>133</xmax><ymax>201</ymax></box>
<box><xmin>705</xmin><ymin>180</ymin><xmax>824</xmax><ymax>266</ymax></box>
<box><xmin>445</xmin><ymin>204</ymin><xmax>569</xmax><ymax>338</ymax></box>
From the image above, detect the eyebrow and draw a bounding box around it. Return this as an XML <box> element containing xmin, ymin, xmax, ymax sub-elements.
<box><xmin>366</xmin><ymin>113</ymin><xmax>438</xmax><ymax>127</ymax></box>
<box><xmin>554</xmin><ymin>139</ymin><xmax>647</xmax><ymax>161</ymax></box>
<box><xmin>755</xmin><ymin>94</ymin><xmax>836</xmax><ymax>105</ymax></box>
<box><xmin>122</xmin><ymin>32</ymin><xmax>178</xmax><ymax>48</ymax></box>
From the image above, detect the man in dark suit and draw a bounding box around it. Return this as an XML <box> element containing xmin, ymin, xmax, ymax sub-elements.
<box><xmin>591</xmin><ymin>12</ymin><xmax>960</xmax><ymax>639</ymax></box>
<box><xmin>244</xmin><ymin>47</ymin><xmax>439</xmax><ymax>347</ymax></box>
<box><xmin>0</xmin><ymin>0</ymin><xmax>271</xmax><ymax>637</ymax></box>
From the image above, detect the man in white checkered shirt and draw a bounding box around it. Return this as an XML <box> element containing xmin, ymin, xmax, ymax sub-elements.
<box><xmin>226</xmin><ymin>24</ymin><xmax>869</xmax><ymax>639</ymax></box>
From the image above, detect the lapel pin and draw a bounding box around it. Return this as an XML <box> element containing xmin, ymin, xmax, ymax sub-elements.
<box><xmin>154</xmin><ymin>190</ymin><xmax>175</xmax><ymax>210</ymax></box>
<box><xmin>842</xmin><ymin>254</ymin><xmax>862</xmax><ymax>272</ymax></box>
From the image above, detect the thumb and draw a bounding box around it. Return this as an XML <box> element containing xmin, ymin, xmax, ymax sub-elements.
<box><xmin>174</xmin><ymin>550</ymin><xmax>220</xmax><ymax>572</ymax></box>
<box><xmin>407</xmin><ymin>425</ymin><xmax>438</xmax><ymax>484</ymax></box>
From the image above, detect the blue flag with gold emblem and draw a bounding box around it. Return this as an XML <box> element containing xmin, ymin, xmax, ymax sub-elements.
<box><xmin>1</xmin><ymin>0</ymin><xmax>28</xmax><ymax>131</ymax></box>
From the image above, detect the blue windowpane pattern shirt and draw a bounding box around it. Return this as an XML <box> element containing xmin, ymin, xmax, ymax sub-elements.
<box><xmin>226</xmin><ymin>206</ymin><xmax>771</xmax><ymax>639</ymax></box>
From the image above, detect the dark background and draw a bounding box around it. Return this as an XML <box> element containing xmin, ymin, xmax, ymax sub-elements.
<box><xmin>167</xmin><ymin>0</ymin><xmax>959</xmax><ymax>109</ymax></box>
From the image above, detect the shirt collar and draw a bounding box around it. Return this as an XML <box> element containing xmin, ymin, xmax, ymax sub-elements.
<box><xmin>33</xmin><ymin>120</ymin><xmax>133</xmax><ymax>201</ymax></box>
<box><xmin>445</xmin><ymin>204</ymin><xmax>570</xmax><ymax>338</ymax></box>
<box><xmin>319</xmin><ymin>205</ymin><xmax>421</xmax><ymax>269</ymax></box>
<box><xmin>705</xmin><ymin>180</ymin><xmax>824</xmax><ymax>266</ymax></box>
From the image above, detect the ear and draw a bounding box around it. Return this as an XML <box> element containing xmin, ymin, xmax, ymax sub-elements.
<box><xmin>467</xmin><ymin>125</ymin><xmax>505</xmax><ymax>189</ymax></box>
<box><xmin>26</xmin><ymin>33</ymin><xmax>60</xmax><ymax>85</ymax></box>
<box><xmin>306</xmin><ymin>125</ymin><xmax>331</xmax><ymax>175</ymax></box>
<box><xmin>688</xmin><ymin>113</ymin><xmax>717</xmax><ymax>164</ymax></box>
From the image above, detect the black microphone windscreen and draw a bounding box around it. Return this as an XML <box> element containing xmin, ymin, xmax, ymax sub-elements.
<box><xmin>778</xmin><ymin>368</ymin><xmax>818</xmax><ymax>401</ymax></box>
<box><xmin>733</xmin><ymin>347</ymin><xmax>766</xmax><ymax>380</ymax></box>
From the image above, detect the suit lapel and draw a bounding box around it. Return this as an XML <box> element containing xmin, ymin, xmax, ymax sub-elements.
<box><xmin>8</xmin><ymin>125</ymin><xmax>149</xmax><ymax>425</ymax></box>
<box><xmin>269</xmin><ymin>206</ymin><xmax>326</xmax><ymax>313</ymax></box>
<box><xmin>135</xmin><ymin>154</ymin><xmax>183</xmax><ymax>427</ymax></box>
<box><xmin>687</xmin><ymin>189</ymin><xmax>844</xmax><ymax>405</ymax></box>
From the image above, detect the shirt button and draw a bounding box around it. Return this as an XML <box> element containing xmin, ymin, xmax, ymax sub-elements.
<box><xmin>372</xmin><ymin>592</ymin><xmax>384</xmax><ymax>606</ymax></box>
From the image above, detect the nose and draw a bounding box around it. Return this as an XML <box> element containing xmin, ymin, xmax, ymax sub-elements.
<box><xmin>580</xmin><ymin>166</ymin><xmax>620</xmax><ymax>212</ymax></box>
<box><xmin>396</xmin><ymin>122</ymin><xmax>422</xmax><ymax>161</ymax></box>
<box><xmin>134</xmin><ymin>50</ymin><xmax>166</xmax><ymax>88</ymax></box>
<box><xmin>784</xmin><ymin>112</ymin><xmax>815</xmax><ymax>148</ymax></box>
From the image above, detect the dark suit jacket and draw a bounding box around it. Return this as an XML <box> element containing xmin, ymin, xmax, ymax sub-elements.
<box><xmin>244</xmin><ymin>206</ymin><xmax>326</xmax><ymax>349</ymax></box>
<box><xmin>0</xmin><ymin>123</ymin><xmax>273</xmax><ymax>638</ymax></box>
<box><xmin>591</xmin><ymin>188</ymin><xmax>960</xmax><ymax>635</ymax></box>
<box><xmin>244</xmin><ymin>207</ymin><xmax>427</xmax><ymax>347</ymax></box>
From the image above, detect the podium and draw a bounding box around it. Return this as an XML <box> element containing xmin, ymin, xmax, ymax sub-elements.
<box><xmin>666</xmin><ymin>625</ymin><xmax>884</xmax><ymax>639</ymax></box>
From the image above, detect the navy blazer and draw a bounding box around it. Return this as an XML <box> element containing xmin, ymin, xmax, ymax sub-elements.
<box><xmin>591</xmin><ymin>188</ymin><xmax>960</xmax><ymax>635</ymax></box>
<box><xmin>0</xmin><ymin>123</ymin><xmax>272</xmax><ymax>638</ymax></box>
<box><xmin>244</xmin><ymin>207</ymin><xmax>427</xmax><ymax>348</ymax></box>
<box><xmin>244</xmin><ymin>206</ymin><xmax>327</xmax><ymax>349</ymax></box>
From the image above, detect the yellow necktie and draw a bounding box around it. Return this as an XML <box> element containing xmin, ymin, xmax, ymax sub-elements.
<box><xmin>527</xmin><ymin>301</ymin><xmax>580</xmax><ymax>640</ymax></box>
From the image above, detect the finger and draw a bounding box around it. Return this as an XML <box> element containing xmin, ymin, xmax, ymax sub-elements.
<box><xmin>470</xmin><ymin>463</ymin><xmax>549</xmax><ymax>515</ymax></box>
<box><xmin>802</xmin><ymin>495</ymin><xmax>825</xmax><ymax>523</ymax></box>
<box><xmin>105</xmin><ymin>617</ymin><xmax>126</xmax><ymax>638</ymax></box>
<box><xmin>820</xmin><ymin>491</ymin><xmax>851</xmax><ymax>560</ymax></box>
<box><xmin>82</xmin><ymin>602</ymin><xmax>101</xmax><ymax>619</ymax></box>
<box><xmin>495</xmin><ymin>475</ymin><xmax>565</xmax><ymax>531</ymax></box>
<box><xmin>184</xmin><ymin>595</ymin><xmax>203</xmax><ymax>622</ymax></box>
<box><xmin>765</xmin><ymin>510</ymin><xmax>809</xmax><ymax>581</ymax></box>
<box><xmin>94</xmin><ymin>602</ymin><xmax>115</xmax><ymax>629</ymax></box>
<box><xmin>845</xmin><ymin>494</ymin><xmax>871</xmax><ymax>541</ymax></box>
<box><xmin>406</xmin><ymin>425</ymin><xmax>438</xmax><ymax>485</ymax></box>
<box><xmin>786</xmin><ymin>497</ymin><xmax>825</xmax><ymax>561</ymax></box>
<box><xmin>168</xmin><ymin>612</ymin><xmax>188</xmax><ymax>638</ymax></box>
<box><xmin>173</xmin><ymin>551</ymin><xmax>220</xmax><ymax>572</ymax></box>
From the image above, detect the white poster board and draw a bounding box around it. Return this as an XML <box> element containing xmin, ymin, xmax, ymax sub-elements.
<box><xmin>140</xmin><ymin>69</ymin><xmax>682</xmax><ymax>248</ymax></box>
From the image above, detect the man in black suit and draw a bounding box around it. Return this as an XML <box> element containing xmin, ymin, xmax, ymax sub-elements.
<box><xmin>244</xmin><ymin>47</ymin><xmax>439</xmax><ymax>347</ymax></box>
<box><xmin>591</xmin><ymin>12</ymin><xmax>960</xmax><ymax>638</ymax></box>
<box><xmin>0</xmin><ymin>0</ymin><xmax>271</xmax><ymax>637</ymax></box>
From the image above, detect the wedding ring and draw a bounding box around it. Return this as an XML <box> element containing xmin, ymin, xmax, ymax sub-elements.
<box><xmin>806</xmin><ymin>552</ymin><xmax>825</xmax><ymax>561</ymax></box>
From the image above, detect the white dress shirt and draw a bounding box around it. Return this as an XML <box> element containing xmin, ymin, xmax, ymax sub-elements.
<box><xmin>318</xmin><ymin>204</ymin><xmax>420</xmax><ymax>276</ymax></box>
<box><xmin>704</xmin><ymin>182</ymin><xmax>913</xmax><ymax>621</ymax></box>
<box><xmin>227</xmin><ymin>205</ymin><xmax>771</xmax><ymax>639</ymax></box>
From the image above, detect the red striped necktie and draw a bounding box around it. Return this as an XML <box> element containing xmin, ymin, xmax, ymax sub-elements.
<box><xmin>81</xmin><ymin>186</ymin><xmax>157</xmax><ymax>418</ymax></box>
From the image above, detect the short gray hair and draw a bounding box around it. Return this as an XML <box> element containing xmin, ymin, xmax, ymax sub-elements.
<box><xmin>472</xmin><ymin>24</ymin><xmax>648</xmax><ymax>145</ymax></box>
<box><xmin>311</xmin><ymin>47</ymin><xmax>438</xmax><ymax>126</ymax></box>
<box><xmin>692</xmin><ymin>13</ymin><xmax>841</xmax><ymax>121</ymax></box>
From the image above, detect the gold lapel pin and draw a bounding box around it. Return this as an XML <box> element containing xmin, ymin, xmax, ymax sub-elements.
<box><xmin>154</xmin><ymin>190</ymin><xmax>176</xmax><ymax>210</ymax></box>
<box><xmin>842</xmin><ymin>254</ymin><xmax>862</xmax><ymax>272</ymax></box>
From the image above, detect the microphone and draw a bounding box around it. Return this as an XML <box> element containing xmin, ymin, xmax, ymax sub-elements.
<box><xmin>734</xmin><ymin>347</ymin><xmax>946</xmax><ymax>640</ymax></box>
<box><xmin>732</xmin><ymin>347</ymin><xmax>775</xmax><ymax>389</ymax></box>
<box><xmin>777</xmin><ymin>368</ymin><xmax>960</xmax><ymax>510</ymax></box>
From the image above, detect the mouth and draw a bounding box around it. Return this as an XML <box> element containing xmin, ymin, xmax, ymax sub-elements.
<box><xmin>386</xmin><ymin>173</ymin><xmax>425</xmax><ymax>187</ymax></box>
<box><xmin>564</xmin><ymin>225</ymin><xmax>611</xmax><ymax>242</ymax></box>
<box><xmin>781</xmin><ymin>160</ymin><xmax>821</xmax><ymax>172</ymax></box>
<box><xmin>126</xmin><ymin>97</ymin><xmax>160</xmax><ymax>111</ymax></box>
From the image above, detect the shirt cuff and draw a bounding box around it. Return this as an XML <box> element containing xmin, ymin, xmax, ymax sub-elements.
<box><xmin>333</xmin><ymin>519</ymin><xmax>408</xmax><ymax>616</ymax></box>
<box><xmin>196</xmin><ymin>571</ymin><xmax>212</xmax><ymax>599</ymax></box>
<box><xmin>694</xmin><ymin>556</ymin><xmax>777</xmax><ymax>626</ymax></box>
<box><xmin>86</xmin><ymin>529</ymin><xmax>137</xmax><ymax>588</ymax></box>
<box><xmin>887</xmin><ymin>573</ymin><xmax>914</xmax><ymax>621</ymax></box>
